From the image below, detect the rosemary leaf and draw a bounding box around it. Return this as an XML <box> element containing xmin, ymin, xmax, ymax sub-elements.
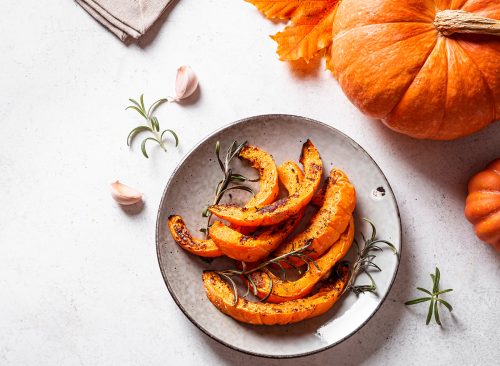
<box><xmin>426</xmin><ymin>300</ymin><xmax>434</xmax><ymax>325</ymax></box>
<box><xmin>147</xmin><ymin>98</ymin><xmax>168</xmax><ymax>117</ymax></box>
<box><xmin>140</xmin><ymin>137</ymin><xmax>158</xmax><ymax>159</ymax></box>
<box><xmin>259</xmin><ymin>270</ymin><xmax>273</xmax><ymax>302</ymax></box>
<box><xmin>139</xmin><ymin>94</ymin><xmax>145</xmax><ymax>111</ymax></box>
<box><xmin>151</xmin><ymin>116</ymin><xmax>160</xmax><ymax>132</ymax></box>
<box><xmin>433</xmin><ymin>267</ymin><xmax>441</xmax><ymax>294</ymax></box>
<box><xmin>220</xmin><ymin>185</ymin><xmax>255</xmax><ymax>196</ymax></box>
<box><xmin>436</xmin><ymin>298</ymin><xmax>453</xmax><ymax>312</ymax></box>
<box><xmin>127</xmin><ymin>126</ymin><xmax>151</xmax><ymax>146</ymax></box>
<box><xmin>219</xmin><ymin>273</ymin><xmax>239</xmax><ymax>306</ymax></box>
<box><xmin>230</xmin><ymin>173</ymin><xmax>259</xmax><ymax>183</ymax></box>
<box><xmin>126</xmin><ymin>105</ymin><xmax>147</xmax><ymax>119</ymax></box>
<box><xmin>404</xmin><ymin>297</ymin><xmax>432</xmax><ymax>305</ymax></box>
<box><xmin>160</xmin><ymin>129</ymin><xmax>179</xmax><ymax>147</ymax></box>
<box><xmin>416</xmin><ymin>287</ymin><xmax>433</xmax><ymax>296</ymax></box>
<box><xmin>435</xmin><ymin>289</ymin><xmax>453</xmax><ymax>295</ymax></box>
<box><xmin>434</xmin><ymin>300</ymin><xmax>442</xmax><ymax>326</ymax></box>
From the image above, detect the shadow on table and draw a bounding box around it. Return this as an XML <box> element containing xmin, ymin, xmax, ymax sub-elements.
<box><xmin>369</xmin><ymin>119</ymin><xmax>500</xmax><ymax>203</ymax></box>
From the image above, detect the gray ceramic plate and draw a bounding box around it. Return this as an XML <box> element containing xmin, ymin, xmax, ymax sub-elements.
<box><xmin>156</xmin><ymin>115</ymin><xmax>401</xmax><ymax>358</ymax></box>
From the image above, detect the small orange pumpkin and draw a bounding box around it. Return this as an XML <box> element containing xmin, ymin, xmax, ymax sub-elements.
<box><xmin>465</xmin><ymin>159</ymin><xmax>500</xmax><ymax>251</ymax></box>
<box><xmin>331</xmin><ymin>0</ymin><xmax>500</xmax><ymax>140</ymax></box>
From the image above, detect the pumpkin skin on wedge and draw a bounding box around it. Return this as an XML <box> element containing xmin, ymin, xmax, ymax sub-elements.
<box><xmin>274</xmin><ymin>168</ymin><xmax>356</xmax><ymax>264</ymax></box>
<box><xmin>168</xmin><ymin>215</ymin><xmax>223</xmax><ymax>257</ymax></box>
<box><xmin>465</xmin><ymin>159</ymin><xmax>500</xmax><ymax>250</ymax></box>
<box><xmin>209</xmin><ymin>140</ymin><xmax>323</xmax><ymax>227</ymax></box>
<box><xmin>202</xmin><ymin>264</ymin><xmax>349</xmax><ymax>325</ymax></box>
<box><xmin>250</xmin><ymin>219</ymin><xmax>354</xmax><ymax>303</ymax></box>
<box><xmin>209</xmin><ymin>161</ymin><xmax>305</xmax><ymax>262</ymax></box>
<box><xmin>330</xmin><ymin>0</ymin><xmax>500</xmax><ymax>140</ymax></box>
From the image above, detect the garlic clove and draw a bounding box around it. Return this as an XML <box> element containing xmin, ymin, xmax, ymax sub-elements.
<box><xmin>174</xmin><ymin>65</ymin><xmax>198</xmax><ymax>101</ymax></box>
<box><xmin>110</xmin><ymin>181</ymin><xmax>143</xmax><ymax>205</ymax></box>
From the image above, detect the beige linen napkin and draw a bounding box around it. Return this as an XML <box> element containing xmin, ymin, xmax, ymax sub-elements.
<box><xmin>76</xmin><ymin>0</ymin><xmax>174</xmax><ymax>41</ymax></box>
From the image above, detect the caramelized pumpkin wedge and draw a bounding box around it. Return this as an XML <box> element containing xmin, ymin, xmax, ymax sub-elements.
<box><xmin>202</xmin><ymin>264</ymin><xmax>349</xmax><ymax>325</ymax></box>
<box><xmin>278</xmin><ymin>160</ymin><xmax>304</xmax><ymax>189</ymax></box>
<box><xmin>249</xmin><ymin>219</ymin><xmax>354</xmax><ymax>303</ymax></box>
<box><xmin>274</xmin><ymin>168</ymin><xmax>356</xmax><ymax>264</ymax></box>
<box><xmin>209</xmin><ymin>216</ymin><xmax>303</xmax><ymax>262</ymax></box>
<box><xmin>230</xmin><ymin>145</ymin><xmax>280</xmax><ymax>235</ymax></box>
<box><xmin>209</xmin><ymin>140</ymin><xmax>323</xmax><ymax>227</ymax></box>
<box><xmin>168</xmin><ymin>215</ymin><xmax>222</xmax><ymax>257</ymax></box>
<box><xmin>239</xmin><ymin>145</ymin><xmax>279</xmax><ymax>207</ymax></box>
<box><xmin>209</xmin><ymin>161</ymin><xmax>305</xmax><ymax>262</ymax></box>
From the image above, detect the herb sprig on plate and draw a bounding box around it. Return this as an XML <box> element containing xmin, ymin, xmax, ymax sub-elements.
<box><xmin>211</xmin><ymin>219</ymin><xmax>398</xmax><ymax>305</ymax></box>
<box><xmin>212</xmin><ymin>240</ymin><xmax>319</xmax><ymax>305</ymax></box>
<box><xmin>345</xmin><ymin>219</ymin><xmax>398</xmax><ymax>295</ymax></box>
<box><xmin>200</xmin><ymin>141</ymin><xmax>258</xmax><ymax>238</ymax></box>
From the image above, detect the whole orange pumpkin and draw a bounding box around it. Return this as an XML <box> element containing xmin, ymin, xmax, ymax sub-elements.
<box><xmin>465</xmin><ymin>159</ymin><xmax>500</xmax><ymax>251</ymax></box>
<box><xmin>330</xmin><ymin>0</ymin><xmax>500</xmax><ymax>140</ymax></box>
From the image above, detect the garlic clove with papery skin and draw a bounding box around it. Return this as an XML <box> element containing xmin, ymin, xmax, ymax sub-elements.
<box><xmin>110</xmin><ymin>181</ymin><xmax>143</xmax><ymax>205</ymax></box>
<box><xmin>174</xmin><ymin>65</ymin><xmax>198</xmax><ymax>101</ymax></box>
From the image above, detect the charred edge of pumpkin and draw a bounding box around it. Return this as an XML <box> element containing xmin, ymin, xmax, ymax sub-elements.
<box><xmin>168</xmin><ymin>216</ymin><xmax>193</xmax><ymax>245</ymax></box>
<box><xmin>168</xmin><ymin>215</ymin><xmax>216</xmax><ymax>252</ymax></box>
<box><xmin>299</xmin><ymin>139</ymin><xmax>314</xmax><ymax>164</ymax></box>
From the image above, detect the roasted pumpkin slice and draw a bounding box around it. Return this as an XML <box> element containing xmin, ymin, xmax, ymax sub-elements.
<box><xmin>209</xmin><ymin>161</ymin><xmax>305</xmax><ymax>262</ymax></box>
<box><xmin>208</xmin><ymin>216</ymin><xmax>302</xmax><ymax>262</ymax></box>
<box><xmin>249</xmin><ymin>219</ymin><xmax>354</xmax><ymax>303</ymax></box>
<box><xmin>168</xmin><ymin>215</ymin><xmax>222</xmax><ymax>257</ymax></box>
<box><xmin>202</xmin><ymin>263</ymin><xmax>349</xmax><ymax>325</ymax></box>
<box><xmin>274</xmin><ymin>168</ymin><xmax>356</xmax><ymax>264</ymax></box>
<box><xmin>278</xmin><ymin>160</ymin><xmax>304</xmax><ymax>189</ymax></box>
<box><xmin>209</xmin><ymin>140</ymin><xmax>323</xmax><ymax>227</ymax></box>
<box><xmin>230</xmin><ymin>145</ymin><xmax>280</xmax><ymax>235</ymax></box>
<box><xmin>239</xmin><ymin>145</ymin><xmax>280</xmax><ymax>207</ymax></box>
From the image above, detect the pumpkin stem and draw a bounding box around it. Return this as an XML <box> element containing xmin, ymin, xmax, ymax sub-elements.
<box><xmin>434</xmin><ymin>10</ymin><xmax>500</xmax><ymax>36</ymax></box>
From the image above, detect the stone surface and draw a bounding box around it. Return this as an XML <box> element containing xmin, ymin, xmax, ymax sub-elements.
<box><xmin>0</xmin><ymin>0</ymin><xmax>499</xmax><ymax>365</ymax></box>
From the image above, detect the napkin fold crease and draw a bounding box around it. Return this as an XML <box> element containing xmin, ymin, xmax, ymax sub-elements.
<box><xmin>76</xmin><ymin>0</ymin><xmax>174</xmax><ymax>41</ymax></box>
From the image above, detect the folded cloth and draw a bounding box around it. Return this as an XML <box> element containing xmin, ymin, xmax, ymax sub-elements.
<box><xmin>76</xmin><ymin>0</ymin><xmax>174</xmax><ymax>41</ymax></box>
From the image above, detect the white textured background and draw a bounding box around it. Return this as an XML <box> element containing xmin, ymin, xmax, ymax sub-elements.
<box><xmin>1</xmin><ymin>0</ymin><xmax>499</xmax><ymax>365</ymax></box>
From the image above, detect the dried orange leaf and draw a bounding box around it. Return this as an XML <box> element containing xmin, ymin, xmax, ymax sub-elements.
<box><xmin>245</xmin><ymin>0</ymin><xmax>301</xmax><ymax>20</ymax></box>
<box><xmin>325</xmin><ymin>44</ymin><xmax>334</xmax><ymax>73</ymax></box>
<box><xmin>272</xmin><ymin>1</ymin><xmax>339</xmax><ymax>62</ymax></box>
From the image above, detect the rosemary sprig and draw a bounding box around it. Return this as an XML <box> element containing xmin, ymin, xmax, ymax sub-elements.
<box><xmin>126</xmin><ymin>94</ymin><xmax>179</xmax><ymax>158</ymax></box>
<box><xmin>344</xmin><ymin>218</ymin><xmax>398</xmax><ymax>295</ymax></box>
<box><xmin>212</xmin><ymin>219</ymin><xmax>397</xmax><ymax>306</ymax></box>
<box><xmin>211</xmin><ymin>240</ymin><xmax>318</xmax><ymax>305</ymax></box>
<box><xmin>405</xmin><ymin>267</ymin><xmax>453</xmax><ymax>326</ymax></box>
<box><xmin>200</xmin><ymin>141</ymin><xmax>258</xmax><ymax>237</ymax></box>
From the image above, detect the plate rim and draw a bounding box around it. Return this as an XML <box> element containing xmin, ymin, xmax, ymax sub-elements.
<box><xmin>156</xmin><ymin>114</ymin><xmax>402</xmax><ymax>359</ymax></box>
